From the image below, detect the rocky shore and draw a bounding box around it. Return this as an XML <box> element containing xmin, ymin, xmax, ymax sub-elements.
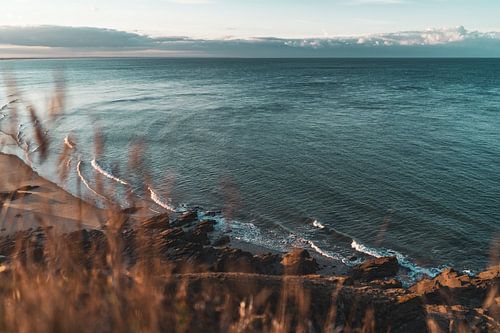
<box><xmin>0</xmin><ymin>154</ymin><xmax>498</xmax><ymax>332</ymax></box>
<box><xmin>0</xmin><ymin>207</ymin><xmax>498</xmax><ymax>332</ymax></box>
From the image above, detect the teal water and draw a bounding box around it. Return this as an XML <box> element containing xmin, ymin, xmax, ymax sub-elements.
<box><xmin>1</xmin><ymin>58</ymin><xmax>500</xmax><ymax>279</ymax></box>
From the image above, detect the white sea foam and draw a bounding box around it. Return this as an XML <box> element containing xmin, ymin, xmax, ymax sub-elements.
<box><xmin>77</xmin><ymin>160</ymin><xmax>107</xmax><ymax>199</ymax></box>
<box><xmin>351</xmin><ymin>239</ymin><xmax>442</xmax><ymax>279</ymax></box>
<box><xmin>91</xmin><ymin>159</ymin><xmax>128</xmax><ymax>185</ymax></box>
<box><xmin>304</xmin><ymin>239</ymin><xmax>337</xmax><ymax>259</ymax></box>
<box><xmin>148</xmin><ymin>186</ymin><xmax>176</xmax><ymax>211</ymax></box>
<box><xmin>312</xmin><ymin>219</ymin><xmax>326</xmax><ymax>230</ymax></box>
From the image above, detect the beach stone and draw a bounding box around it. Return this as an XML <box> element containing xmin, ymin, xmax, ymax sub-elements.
<box><xmin>253</xmin><ymin>253</ymin><xmax>283</xmax><ymax>275</ymax></box>
<box><xmin>215</xmin><ymin>247</ymin><xmax>255</xmax><ymax>273</ymax></box>
<box><xmin>213</xmin><ymin>235</ymin><xmax>230</xmax><ymax>247</ymax></box>
<box><xmin>175</xmin><ymin>211</ymin><xmax>198</xmax><ymax>226</ymax></box>
<box><xmin>369</xmin><ymin>278</ymin><xmax>403</xmax><ymax>289</ymax></box>
<box><xmin>350</xmin><ymin>256</ymin><xmax>399</xmax><ymax>282</ymax></box>
<box><xmin>141</xmin><ymin>212</ymin><xmax>170</xmax><ymax>230</ymax></box>
<box><xmin>196</xmin><ymin>220</ymin><xmax>216</xmax><ymax>233</ymax></box>
<box><xmin>281</xmin><ymin>248</ymin><xmax>319</xmax><ymax>275</ymax></box>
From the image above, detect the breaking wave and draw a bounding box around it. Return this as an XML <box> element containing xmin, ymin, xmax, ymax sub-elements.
<box><xmin>64</xmin><ymin>135</ymin><xmax>75</xmax><ymax>149</ymax></box>
<box><xmin>91</xmin><ymin>159</ymin><xmax>128</xmax><ymax>185</ymax></box>
<box><xmin>351</xmin><ymin>239</ymin><xmax>443</xmax><ymax>279</ymax></box>
<box><xmin>77</xmin><ymin>160</ymin><xmax>107</xmax><ymax>200</ymax></box>
<box><xmin>148</xmin><ymin>186</ymin><xmax>176</xmax><ymax>211</ymax></box>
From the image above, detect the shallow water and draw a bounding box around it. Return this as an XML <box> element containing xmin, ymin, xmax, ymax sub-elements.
<box><xmin>1</xmin><ymin>58</ymin><xmax>499</xmax><ymax>278</ymax></box>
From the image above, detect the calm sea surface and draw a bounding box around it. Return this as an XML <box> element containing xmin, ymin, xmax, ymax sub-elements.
<box><xmin>1</xmin><ymin>58</ymin><xmax>500</xmax><ymax>278</ymax></box>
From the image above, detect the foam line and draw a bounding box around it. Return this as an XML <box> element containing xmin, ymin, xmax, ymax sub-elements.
<box><xmin>351</xmin><ymin>239</ymin><xmax>442</xmax><ymax>278</ymax></box>
<box><xmin>77</xmin><ymin>160</ymin><xmax>107</xmax><ymax>200</ymax></box>
<box><xmin>148</xmin><ymin>186</ymin><xmax>176</xmax><ymax>211</ymax></box>
<box><xmin>91</xmin><ymin>159</ymin><xmax>128</xmax><ymax>185</ymax></box>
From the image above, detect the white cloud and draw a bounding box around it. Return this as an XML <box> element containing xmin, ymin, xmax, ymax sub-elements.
<box><xmin>1</xmin><ymin>25</ymin><xmax>499</xmax><ymax>58</ymax></box>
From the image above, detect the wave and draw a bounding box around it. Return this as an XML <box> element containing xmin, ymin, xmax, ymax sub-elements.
<box><xmin>91</xmin><ymin>159</ymin><xmax>128</xmax><ymax>185</ymax></box>
<box><xmin>0</xmin><ymin>99</ymin><xmax>19</xmax><ymax>111</ymax></box>
<box><xmin>200</xmin><ymin>211</ymin><xmax>342</xmax><ymax>260</ymax></box>
<box><xmin>148</xmin><ymin>186</ymin><xmax>176</xmax><ymax>211</ymax></box>
<box><xmin>302</xmin><ymin>238</ymin><xmax>337</xmax><ymax>259</ymax></box>
<box><xmin>64</xmin><ymin>135</ymin><xmax>75</xmax><ymax>149</ymax></box>
<box><xmin>351</xmin><ymin>239</ymin><xmax>443</xmax><ymax>279</ymax></box>
<box><xmin>77</xmin><ymin>160</ymin><xmax>107</xmax><ymax>200</ymax></box>
<box><xmin>312</xmin><ymin>219</ymin><xmax>326</xmax><ymax>230</ymax></box>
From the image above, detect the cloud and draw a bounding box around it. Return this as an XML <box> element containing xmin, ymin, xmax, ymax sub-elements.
<box><xmin>0</xmin><ymin>26</ymin><xmax>154</xmax><ymax>48</ymax></box>
<box><xmin>1</xmin><ymin>25</ymin><xmax>499</xmax><ymax>58</ymax></box>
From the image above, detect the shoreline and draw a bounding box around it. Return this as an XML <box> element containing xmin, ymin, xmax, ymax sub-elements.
<box><xmin>0</xmin><ymin>151</ymin><xmax>352</xmax><ymax>275</ymax></box>
<box><xmin>0</xmin><ymin>151</ymin><xmax>499</xmax><ymax>332</ymax></box>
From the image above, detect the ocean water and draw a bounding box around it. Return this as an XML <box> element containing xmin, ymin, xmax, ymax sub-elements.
<box><xmin>1</xmin><ymin>58</ymin><xmax>500</xmax><ymax>279</ymax></box>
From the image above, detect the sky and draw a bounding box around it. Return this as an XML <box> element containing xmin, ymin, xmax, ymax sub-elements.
<box><xmin>1</xmin><ymin>0</ymin><xmax>500</xmax><ymax>57</ymax></box>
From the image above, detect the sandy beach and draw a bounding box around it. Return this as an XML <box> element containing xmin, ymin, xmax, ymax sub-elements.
<box><xmin>0</xmin><ymin>153</ymin><xmax>105</xmax><ymax>233</ymax></box>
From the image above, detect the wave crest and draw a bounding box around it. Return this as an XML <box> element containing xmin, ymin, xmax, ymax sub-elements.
<box><xmin>91</xmin><ymin>159</ymin><xmax>128</xmax><ymax>185</ymax></box>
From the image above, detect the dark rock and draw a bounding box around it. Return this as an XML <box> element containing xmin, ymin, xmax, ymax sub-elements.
<box><xmin>141</xmin><ymin>213</ymin><xmax>170</xmax><ymax>230</ymax></box>
<box><xmin>350</xmin><ymin>256</ymin><xmax>399</xmax><ymax>282</ymax></box>
<box><xmin>348</xmin><ymin>255</ymin><xmax>358</xmax><ymax>261</ymax></box>
<box><xmin>213</xmin><ymin>235</ymin><xmax>230</xmax><ymax>247</ymax></box>
<box><xmin>161</xmin><ymin>227</ymin><xmax>185</xmax><ymax>240</ymax></box>
<box><xmin>215</xmin><ymin>247</ymin><xmax>254</xmax><ymax>273</ymax></box>
<box><xmin>16</xmin><ymin>185</ymin><xmax>40</xmax><ymax>192</ymax></box>
<box><xmin>121</xmin><ymin>206</ymin><xmax>141</xmax><ymax>215</ymax></box>
<box><xmin>369</xmin><ymin>278</ymin><xmax>403</xmax><ymax>289</ymax></box>
<box><xmin>196</xmin><ymin>220</ymin><xmax>216</xmax><ymax>233</ymax></box>
<box><xmin>253</xmin><ymin>253</ymin><xmax>283</xmax><ymax>275</ymax></box>
<box><xmin>175</xmin><ymin>211</ymin><xmax>198</xmax><ymax>226</ymax></box>
<box><xmin>281</xmin><ymin>248</ymin><xmax>319</xmax><ymax>275</ymax></box>
<box><xmin>204</xmin><ymin>210</ymin><xmax>221</xmax><ymax>217</ymax></box>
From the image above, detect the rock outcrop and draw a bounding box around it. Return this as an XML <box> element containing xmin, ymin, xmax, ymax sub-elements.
<box><xmin>349</xmin><ymin>256</ymin><xmax>399</xmax><ymax>282</ymax></box>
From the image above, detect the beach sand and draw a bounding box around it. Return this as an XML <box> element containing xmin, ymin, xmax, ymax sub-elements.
<box><xmin>0</xmin><ymin>153</ymin><xmax>106</xmax><ymax>233</ymax></box>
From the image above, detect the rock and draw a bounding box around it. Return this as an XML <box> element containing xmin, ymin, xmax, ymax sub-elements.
<box><xmin>141</xmin><ymin>213</ymin><xmax>170</xmax><ymax>230</ymax></box>
<box><xmin>161</xmin><ymin>227</ymin><xmax>185</xmax><ymax>240</ymax></box>
<box><xmin>253</xmin><ymin>253</ymin><xmax>283</xmax><ymax>275</ymax></box>
<box><xmin>369</xmin><ymin>278</ymin><xmax>403</xmax><ymax>289</ymax></box>
<box><xmin>196</xmin><ymin>220</ymin><xmax>216</xmax><ymax>233</ymax></box>
<box><xmin>121</xmin><ymin>206</ymin><xmax>141</xmax><ymax>215</ymax></box>
<box><xmin>215</xmin><ymin>248</ymin><xmax>255</xmax><ymax>273</ymax></box>
<box><xmin>477</xmin><ymin>264</ymin><xmax>500</xmax><ymax>280</ymax></box>
<box><xmin>175</xmin><ymin>211</ymin><xmax>198</xmax><ymax>226</ymax></box>
<box><xmin>425</xmin><ymin>304</ymin><xmax>500</xmax><ymax>333</ymax></box>
<box><xmin>16</xmin><ymin>185</ymin><xmax>40</xmax><ymax>192</ymax></box>
<box><xmin>204</xmin><ymin>210</ymin><xmax>221</xmax><ymax>217</ymax></box>
<box><xmin>213</xmin><ymin>235</ymin><xmax>230</xmax><ymax>247</ymax></box>
<box><xmin>350</xmin><ymin>256</ymin><xmax>399</xmax><ymax>282</ymax></box>
<box><xmin>411</xmin><ymin>268</ymin><xmax>472</xmax><ymax>295</ymax></box>
<box><xmin>281</xmin><ymin>249</ymin><xmax>319</xmax><ymax>275</ymax></box>
<box><xmin>348</xmin><ymin>255</ymin><xmax>358</xmax><ymax>262</ymax></box>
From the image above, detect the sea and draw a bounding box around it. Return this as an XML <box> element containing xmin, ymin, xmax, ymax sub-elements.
<box><xmin>1</xmin><ymin>58</ymin><xmax>499</xmax><ymax>281</ymax></box>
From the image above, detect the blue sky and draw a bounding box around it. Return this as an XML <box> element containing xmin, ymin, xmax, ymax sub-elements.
<box><xmin>3</xmin><ymin>0</ymin><xmax>500</xmax><ymax>38</ymax></box>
